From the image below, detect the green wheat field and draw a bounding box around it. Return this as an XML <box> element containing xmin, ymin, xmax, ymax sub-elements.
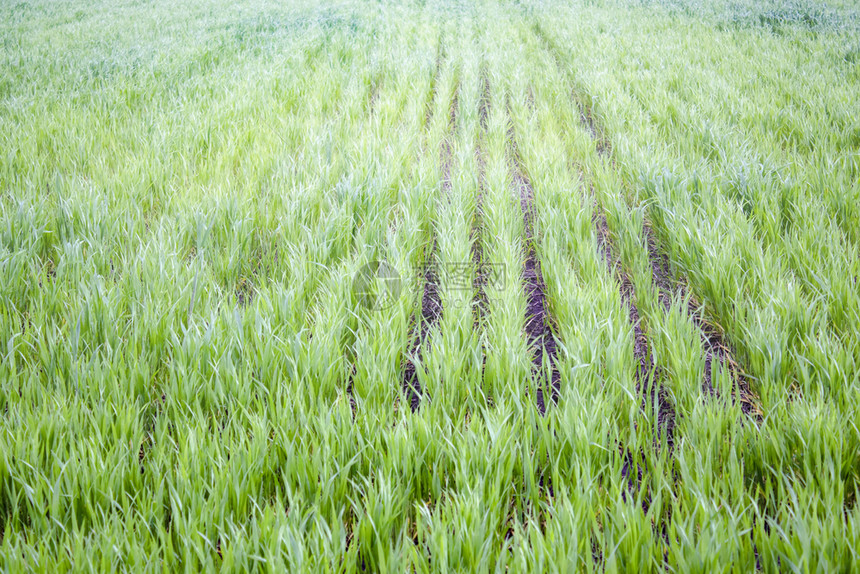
<box><xmin>1</xmin><ymin>0</ymin><xmax>859</xmax><ymax>570</ymax></box>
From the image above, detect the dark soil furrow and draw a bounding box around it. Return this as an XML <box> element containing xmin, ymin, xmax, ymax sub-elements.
<box><xmin>469</xmin><ymin>68</ymin><xmax>492</xmax><ymax>408</ymax></box>
<box><xmin>471</xmin><ymin>157</ymin><xmax>488</xmax><ymax>324</ymax></box>
<box><xmin>346</xmin><ymin>363</ymin><xmax>357</xmax><ymax>417</ymax></box>
<box><xmin>505</xmin><ymin>106</ymin><xmax>561</xmax><ymax>414</ymax></box>
<box><xmin>424</xmin><ymin>34</ymin><xmax>445</xmax><ymax>128</ymax></box>
<box><xmin>593</xmin><ymin>204</ymin><xmax>671</xmax><ymax>520</ymax></box>
<box><xmin>528</xmin><ymin>22</ymin><xmax>611</xmax><ymax>158</ymax></box>
<box><xmin>349</xmin><ymin>67</ymin><xmax>432</xmax><ymax>417</ymax></box>
<box><xmin>367</xmin><ymin>76</ymin><xmax>381</xmax><ymax>118</ymax></box>
<box><xmin>642</xmin><ymin>226</ymin><xmax>760</xmax><ymax>418</ymax></box>
<box><xmin>403</xmin><ymin>255</ymin><xmax>443</xmax><ymax>412</ymax></box>
<box><xmin>138</xmin><ymin>391</ymin><xmax>167</xmax><ymax>475</ymax></box>
<box><xmin>535</xmin><ymin>16</ymin><xmax>760</xmax><ymax>420</ymax></box>
<box><xmin>592</xmin><ymin>208</ymin><xmax>676</xmax><ymax>451</ymax></box>
<box><xmin>593</xmin><ymin>206</ymin><xmax>673</xmax><ymax>533</ymax></box>
<box><xmin>472</xmin><ymin>70</ymin><xmax>492</xmax><ymax>326</ymax></box>
<box><xmin>479</xmin><ymin>64</ymin><xmax>491</xmax><ymax>131</ymax></box>
<box><xmin>402</xmin><ymin>82</ymin><xmax>460</xmax><ymax>412</ymax></box>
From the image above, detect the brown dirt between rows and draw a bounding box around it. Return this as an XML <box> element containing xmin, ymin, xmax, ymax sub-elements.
<box><xmin>532</xmin><ymin>24</ymin><xmax>679</xmax><ymax>448</ymax></box>
<box><xmin>467</xmin><ymin>70</ymin><xmax>493</xmax><ymax>406</ymax></box>
<box><xmin>471</xmin><ymin>167</ymin><xmax>489</xmax><ymax>327</ymax></box>
<box><xmin>557</xmin><ymin>59</ymin><xmax>758</xmax><ymax>422</ymax></box>
<box><xmin>554</xmin><ymin>40</ymin><xmax>758</xmax><ymax>419</ymax></box>
<box><xmin>479</xmin><ymin>66</ymin><xmax>491</xmax><ymax>131</ymax></box>
<box><xmin>346</xmin><ymin>363</ymin><xmax>357</xmax><ymax>417</ymax></box>
<box><xmin>347</xmin><ymin>67</ymin><xmax>422</xmax><ymax>416</ymax></box>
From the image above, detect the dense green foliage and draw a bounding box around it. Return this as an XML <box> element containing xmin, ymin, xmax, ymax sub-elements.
<box><xmin>1</xmin><ymin>0</ymin><xmax>858</xmax><ymax>570</ymax></box>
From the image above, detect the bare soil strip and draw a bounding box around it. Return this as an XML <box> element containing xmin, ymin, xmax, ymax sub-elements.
<box><xmin>593</xmin><ymin>207</ymin><xmax>675</xmax><ymax>565</ymax></box>
<box><xmin>527</xmin><ymin>19</ymin><xmax>679</xmax><ymax>548</ymax></box>
<box><xmin>505</xmin><ymin>105</ymin><xmax>561</xmax><ymax>415</ymax></box>
<box><xmin>402</xmin><ymin>83</ymin><xmax>460</xmax><ymax>412</ymax></box>
<box><xmin>349</xmin><ymin>49</ymin><xmax>447</xmax><ymax>416</ymax></box>
<box><xmin>471</xmin><ymin>69</ymin><xmax>491</xmax><ymax>407</ymax></box>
